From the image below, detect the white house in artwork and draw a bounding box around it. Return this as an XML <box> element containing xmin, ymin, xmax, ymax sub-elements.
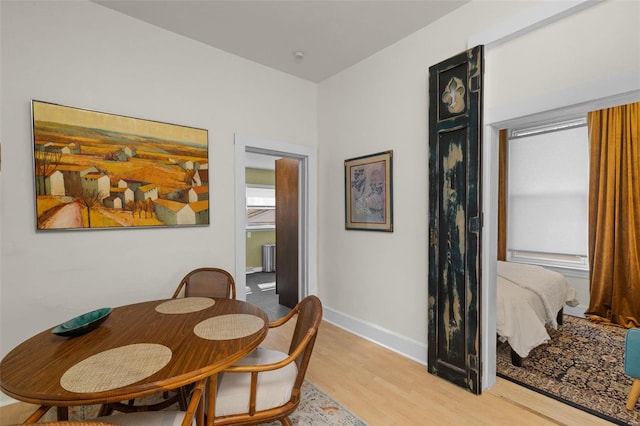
<box><xmin>103</xmin><ymin>195</ymin><xmax>122</xmax><ymax>209</ymax></box>
<box><xmin>153</xmin><ymin>199</ymin><xmax>196</xmax><ymax>225</ymax></box>
<box><xmin>123</xmin><ymin>146</ymin><xmax>137</xmax><ymax>157</ymax></box>
<box><xmin>187</xmin><ymin>185</ymin><xmax>208</xmax><ymax>202</ymax></box>
<box><xmin>110</xmin><ymin>187</ymin><xmax>134</xmax><ymax>206</ymax></box>
<box><xmin>60</xmin><ymin>143</ymin><xmax>80</xmax><ymax>154</ymax></box>
<box><xmin>190</xmin><ymin>200</ymin><xmax>209</xmax><ymax>225</ymax></box>
<box><xmin>46</xmin><ymin>170</ymin><xmax>65</xmax><ymax>196</ymax></box>
<box><xmin>57</xmin><ymin>165</ymin><xmax>99</xmax><ymax>195</ymax></box>
<box><xmin>35</xmin><ymin>169</ymin><xmax>65</xmax><ymax>196</ymax></box>
<box><xmin>81</xmin><ymin>173</ymin><xmax>110</xmax><ymax>199</ymax></box>
<box><xmin>118</xmin><ymin>179</ymin><xmax>145</xmax><ymax>192</ymax></box>
<box><xmin>178</xmin><ymin>160</ymin><xmax>194</xmax><ymax>170</ymax></box>
<box><xmin>134</xmin><ymin>183</ymin><xmax>158</xmax><ymax>202</ymax></box>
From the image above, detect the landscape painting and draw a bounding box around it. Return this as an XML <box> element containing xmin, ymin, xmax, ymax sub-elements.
<box><xmin>32</xmin><ymin>100</ymin><xmax>209</xmax><ymax>231</ymax></box>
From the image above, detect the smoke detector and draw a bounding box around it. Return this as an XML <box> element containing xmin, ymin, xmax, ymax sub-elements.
<box><xmin>293</xmin><ymin>50</ymin><xmax>305</xmax><ymax>62</ymax></box>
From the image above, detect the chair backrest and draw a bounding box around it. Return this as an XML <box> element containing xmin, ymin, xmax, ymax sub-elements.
<box><xmin>625</xmin><ymin>328</ymin><xmax>640</xmax><ymax>377</ymax></box>
<box><xmin>288</xmin><ymin>295</ymin><xmax>323</xmax><ymax>393</ymax></box>
<box><xmin>172</xmin><ymin>268</ymin><xmax>236</xmax><ymax>299</ymax></box>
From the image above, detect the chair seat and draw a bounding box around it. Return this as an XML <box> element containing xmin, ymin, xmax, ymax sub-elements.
<box><xmin>97</xmin><ymin>411</ymin><xmax>194</xmax><ymax>426</ymax></box>
<box><xmin>215</xmin><ymin>347</ymin><xmax>298</xmax><ymax>417</ymax></box>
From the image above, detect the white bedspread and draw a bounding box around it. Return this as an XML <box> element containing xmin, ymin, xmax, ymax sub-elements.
<box><xmin>496</xmin><ymin>261</ymin><xmax>579</xmax><ymax>358</ymax></box>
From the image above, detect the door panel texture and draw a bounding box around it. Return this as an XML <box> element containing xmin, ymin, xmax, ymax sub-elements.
<box><xmin>427</xmin><ymin>45</ymin><xmax>484</xmax><ymax>394</ymax></box>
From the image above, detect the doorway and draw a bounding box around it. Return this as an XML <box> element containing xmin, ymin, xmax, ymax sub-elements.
<box><xmin>234</xmin><ymin>133</ymin><xmax>318</xmax><ymax>319</ymax></box>
<box><xmin>481</xmin><ymin>87</ymin><xmax>640</xmax><ymax>397</ymax></box>
<box><xmin>244</xmin><ymin>153</ymin><xmax>295</xmax><ymax>320</ymax></box>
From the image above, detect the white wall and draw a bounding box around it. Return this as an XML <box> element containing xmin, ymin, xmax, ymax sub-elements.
<box><xmin>486</xmin><ymin>0</ymin><xmax>640</xmax><ymax>123</ymax></box>
<box><xmin>317</xmin><ymin>0</ymin><xmax>535</xmax><ymax>362</ymax></box>
<box><xmin>0</xmin><ymin>0</ymin><xmax>317</xmax><ymax>379</ymax></box>
<box><xmin>317</xmin><ymin>0</ymin><xmax>639</xmax><ymax>377</ymax></box>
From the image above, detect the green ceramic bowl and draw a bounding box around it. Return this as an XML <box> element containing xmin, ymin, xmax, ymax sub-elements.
<box><xmin>52</xmin><ymin>307</ymin><xmax>112</xmax><ymax>338</ymax></box>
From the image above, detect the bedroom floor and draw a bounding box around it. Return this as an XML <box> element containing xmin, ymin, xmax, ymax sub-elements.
<box><xmin>245</xmin><ymin>271</ymin><xmax>291</xmax><ymax>321</ymax></box>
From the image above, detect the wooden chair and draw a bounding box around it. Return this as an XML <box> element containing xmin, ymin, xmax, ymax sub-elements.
<box><xmin>172</xmin><ymin>268</ymin><xmax>236</xmax><ymax>299</ymax></box>
<box><xmin>98</xmin><ymin>378</ymin><xmax>205</xmax><ymax>425</ymax></box>
<box><xmin>209</xmin><ymin>295</ymin><xmax>322</xmax><ymax>426</ymax></box>
<box><xmin>166</xmin><ymin>267</ymin><xmax>236</xmax><ymax>408</ymax></box>
<box><xmin>625</xmin><ymin>328</ymin><xmax>640</xmax><ymax>410</ymax></box>
<box><xmin>21</xmin><ymin>378</ymin><xmax>206</xmax><ymax>426</ymax></box>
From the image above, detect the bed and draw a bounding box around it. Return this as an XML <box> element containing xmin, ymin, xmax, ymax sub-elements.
<box><xmin>496</xmin><ymin>260</ymin><xmax>579</xmax><ymax>366</ymax></box>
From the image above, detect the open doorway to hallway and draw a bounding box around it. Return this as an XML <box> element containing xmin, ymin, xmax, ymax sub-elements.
<box><xmin>244</xmin><ymin>152</ymin><xmax>291</xmax><ymax>320</ymax></box>
<box><xmin>234</xmin><ymin>133</ymin><xmax>318</xmax><ymax>323</ymax></box>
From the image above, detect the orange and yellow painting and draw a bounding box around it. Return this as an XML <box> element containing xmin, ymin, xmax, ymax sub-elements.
<box><xmin>32</xmin><ymin>100</ymin><xmax>209</xmax><ymax>230</ymax></box>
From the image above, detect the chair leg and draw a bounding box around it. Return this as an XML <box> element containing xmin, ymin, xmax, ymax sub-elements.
<box><xmin>280</xmin><ymin>416</ymin><xmax>292</xmax><ymax>426</ymax></box>
<box><xmin>56</xmin><ymin>407</ymin><xmax>69</xmax><ymax>421</ymax></box>
<box><xmin>178</xmin><ymin>386</ymin><xmax>189</xmax><ymax>411</ymax></box>
<box><xmin>98</xmin><ymin>404</ymin><xmax>113</xmax><ymax>417</ymax></box>
<box><xmin>627</xmin><ymin>378</ymin><xmax>640</xmax><ymax>410</ymax></box>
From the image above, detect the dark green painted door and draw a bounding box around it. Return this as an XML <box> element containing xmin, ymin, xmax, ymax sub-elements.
<box><xmin>427</xmin><ymin>45</ymin><xmax>483</xmax><ymax>394</ymax></box>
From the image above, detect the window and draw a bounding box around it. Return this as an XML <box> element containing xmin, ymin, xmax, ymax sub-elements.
<box><xmin>507</xmin><ymin>118</ymin><xmax>589</xmax><ymax>270</ymax></box>
<box><xmin>246</xmin><ymin>185</ymin><xmax>275</xmax><ymax>229</ymax></box>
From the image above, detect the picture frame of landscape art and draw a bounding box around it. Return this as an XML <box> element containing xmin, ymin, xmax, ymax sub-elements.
<box><xmin>32</xmin><ymin>100</ymin><xmax>209</xmax><ymax>231</ymax></box>
<box><xmin>344</xmin><ymin>150</ymin><xmax>393</xmax><ymax>232</ymax></box>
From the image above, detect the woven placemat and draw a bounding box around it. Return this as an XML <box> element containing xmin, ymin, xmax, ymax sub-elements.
<box><xmin>155</xmin><ymin>297</ymin><xmax>215</xmax><ymax>314</ymax></box>
<box><xmin>60</xmin><ymin>343</ymin><xmax>172</xmax><ymax>393</ymax></box>
<box><xmin>194</xmin><ymin>314</ymin><xmax>265</xmax><ymax>340</ymax></box>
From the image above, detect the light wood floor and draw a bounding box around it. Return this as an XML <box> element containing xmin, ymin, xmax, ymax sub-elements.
<box><xmin>265</xmin><ymin>320</ymin><xmax>613</xmax><ymax>426</ymax></box>
<box><xmin>0</xmin><ymin>320</ymin><xmax>614</xmax><ymax>425</ymax></box>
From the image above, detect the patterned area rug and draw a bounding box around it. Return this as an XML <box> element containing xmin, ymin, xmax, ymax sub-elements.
<box><xmin>265</xmin><ymin>382</ymin><xmax>367</xmax><ymax>426</ymax></box>
<box><xmin>497</xmin><ymin>315</ymin><xmax>639</xmax><ymax>426</ymax></box>
<box><xmin>40</xmin><ymin>381</ymin><xmax>367</xmax><ymax>425</ymax></box>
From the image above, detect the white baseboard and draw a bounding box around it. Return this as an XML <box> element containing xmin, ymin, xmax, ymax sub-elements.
<box><xmin>323</xmin><ymin>303</ymin><xmax>587</xmax><ymax>370</ymax></box>
<box><xmin>323</xmin><ymin>307</ymin><xmax>427</xmax><ymax>366</ymax></box>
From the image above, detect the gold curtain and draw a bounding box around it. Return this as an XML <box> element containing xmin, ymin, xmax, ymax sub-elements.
<box><xmin>497</xmin><ymin>129</ymin><xmax>508</xmax><ymax>261</ymax></box>
<box><xmin>585</xmin><ymin>102</ymin><xmax>640</xmax><ymax>328</ymax></box>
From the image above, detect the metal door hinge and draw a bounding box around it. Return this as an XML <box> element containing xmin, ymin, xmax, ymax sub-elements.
<box><xmin>468</xmin><ymin>354</ymin><xmax>478</xmax><ymax>370</ymax></box>
<box><xmin>468</xmin><ymin>214</ymin><xmax>483</xmax><ymax>233</ymax></box>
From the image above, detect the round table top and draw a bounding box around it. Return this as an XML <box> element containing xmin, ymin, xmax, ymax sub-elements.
<box><xmin>0</xmin><ymin>298</ymin><xmax>268</xmax><ymax>406</ymax></box>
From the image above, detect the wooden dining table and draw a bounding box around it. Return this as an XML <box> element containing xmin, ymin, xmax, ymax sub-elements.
<box><xmin>0</xmin><ymin>297</ymin><xmax>269</xmax><ymax>425</ymax></box>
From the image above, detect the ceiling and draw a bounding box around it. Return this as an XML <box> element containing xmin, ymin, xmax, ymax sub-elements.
<box><xmin>93</xmin><ymin>0</ymin><xmax>468</xmax><ymax>83</ymax></box>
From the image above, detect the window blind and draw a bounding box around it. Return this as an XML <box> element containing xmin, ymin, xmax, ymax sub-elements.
<box><xmin>507</xmin><ymin>124</ymin><xmax>589</xmax><ymax>257</ymax></box>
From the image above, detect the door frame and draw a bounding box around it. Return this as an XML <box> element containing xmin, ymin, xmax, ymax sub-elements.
<box><xmin>234</xmin><ymin>133</ymin><xmax>317</xmax><ymax>302</ymax></box>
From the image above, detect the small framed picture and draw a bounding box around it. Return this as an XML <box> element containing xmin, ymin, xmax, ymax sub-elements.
<box><xmin>344</xmin><ymin>150</ymin><xmax>393</xmax><ymax>232</ymax></box>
